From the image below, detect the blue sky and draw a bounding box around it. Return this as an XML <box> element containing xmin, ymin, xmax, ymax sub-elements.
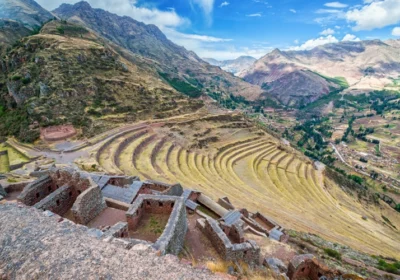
<box><xmin>37</xmin><ymin>0</ymin><xmax>400</xmax><ymax>60</ymax></box>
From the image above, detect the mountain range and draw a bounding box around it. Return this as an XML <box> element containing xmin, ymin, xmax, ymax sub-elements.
<box><xmin>203</xmin><ymin>56</ymin><xmax>256</xmax><ymax>76</ymax></box>
<box><xmin>1</xmin><ymin>0</ymin><xmax>400</xmax><ymax>141</ymax></box>
<box><xmin>240</xmin><ymin>40</ymin><xmax>400</xmax><ymax>106</ymax></box>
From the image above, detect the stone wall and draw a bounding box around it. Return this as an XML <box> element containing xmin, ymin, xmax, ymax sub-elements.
<box><xmin>103</xmin><ymin>222</ymin><xmax>129</xmax><ymax>238</ymax></box>
<box><xmin>71</xmin><ymin>186</ymin><xmax>107</xmax><ymax>225</ymax></box>
<box><xmin>34</xmin><ymin>185</ymin><xmax>74</xmax><ymax>216</ymax></box>
<box><xmin>287</xmin><ymin>254</ymin><xmax>343</xmax><ymax>280</ymax></box>
<box><xmin>251</xmin><ymin>212</ymin><xmax>278</xmax><ymax>230</ymax></box>
<box><xmin>126</xmin><ymin>195</ymin><xmax>187</xmax><ymax>255</ymax></box>
<box><xmin>153</xmin><ymin>196</ymin><xmax>187</xmax><ymax>255</ymax></box>
<box><xmin>201</xmin><ymin>218</ymin><xmax>260</xmax><ymax>265</ymax></box>
<box><xmin>143</xmin><ymin>180</ymin><xmax>171</xmax><ymax>192</ymax></box>
<box><xmin>49</xmin><ymin>168</ymin><xmax>96</xmax><ymax>195</ymax></box>
<box><xmin>162</xmin><ymin>184</ymin><xmax>183</xmax><ymax>196</ymax></box>
<box><xmin>217</xmin><ymin>197</ymin><xmax>235</xmax><ymax>210</ymax></box>
<box><xmin>18</xmin><ymin>175</ymin><xmax>54</xmax><ymax>206</ymax></box>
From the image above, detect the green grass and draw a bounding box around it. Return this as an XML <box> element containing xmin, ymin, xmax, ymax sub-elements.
<box><xmin>311</xmin><ymin>71</ymin><xmax>349</xmax><ymax>89</ymax></box>
<box><xmin>323</xmin><ymin>248</ymin><xmax>342</xmax><ymax>260</ymax></box>
<box><xmin>377</xmin><ymin>259</ymin><xmax>400</xmax><ymax>274</ymax></box>
<box><xmin>159</xmin><ymin>72</ymin><xmax>202</xmax><ymax>98</ymax></box>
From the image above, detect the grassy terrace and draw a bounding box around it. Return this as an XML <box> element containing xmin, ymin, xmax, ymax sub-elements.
<box><xmin>93</xmin><ymin>114</ymin><xmax>400</xmax><ymax>258</ymax></box>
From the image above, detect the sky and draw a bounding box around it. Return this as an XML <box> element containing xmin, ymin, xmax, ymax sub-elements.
<box><xmin>36</xmin><ymin>0</ymin><xmax>400</xmax><ymax>60</ymax></box>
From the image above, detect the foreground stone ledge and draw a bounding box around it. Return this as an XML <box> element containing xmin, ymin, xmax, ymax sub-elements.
<box><xmin>0</xmin><ymin>203</ymin><xmax>216</xmax><ymax>280</ymax></box>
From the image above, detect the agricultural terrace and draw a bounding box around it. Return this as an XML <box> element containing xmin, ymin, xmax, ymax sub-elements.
<box><xmin>93</xmin><ymin>113</ymin><xmax>400</xmax><ymax>258</ymax></box>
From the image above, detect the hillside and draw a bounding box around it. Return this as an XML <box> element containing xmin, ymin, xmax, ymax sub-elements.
<box><xmin>203</xmin><ymin>56</ymin><xmax>256</xmax><ymax>76</ymax></box>
<box><xmin>0</xmin><ymin>19</ymin><xmax>31</xmax><ymax>55</ymax></box>
<box><xmin>0</xmin><ymin>20</ymin><xmax>203</xmax><ymax>142</ymax></box>
<box><xmin>53</xmin><ymin>2</ymin><xmax>263</xmax><ymax>101</ymax></box>
<box><xmin>241</xmin><ymin>40</ymin><xmax>400</xmax><ymax>107</ymax></box>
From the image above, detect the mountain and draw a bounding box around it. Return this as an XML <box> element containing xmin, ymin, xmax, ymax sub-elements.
<box><xmin>0</xmin><ymin>19</ymin><xmax>31</xmax><ymax>55</ymax></box>
<box><xmin>0</xmin><ymin>0</ymin><xmax>54</xmax><ymax>29</ymax></box>
<box><xmin>0</xmin><ymin>5</ymin><xmax>202</xmax><ymax>142</ymax></box>
<box><xmin>53</xmin><ymin>2</ymin><xmax>263</xmax><ymax>101</ymax></box>
<box><xmin>203</xmin><ymin>56</ymin><xmax>256</xmax><ymax>76</ymax></box>
<box><xmin>241</xmin><ymin>40</ymin><xmax>400</xmax><ymax>107</ymax></box>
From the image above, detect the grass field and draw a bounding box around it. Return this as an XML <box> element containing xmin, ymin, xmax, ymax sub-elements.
<box><xmin>0</xmin><ymin>143</ymin><xmax>29</xmax><ymax>168</ymax></box>
<box><xmin>93</xmin><ymin>114</ymin><xmax>400</xmax><ymax>258</ymax></box>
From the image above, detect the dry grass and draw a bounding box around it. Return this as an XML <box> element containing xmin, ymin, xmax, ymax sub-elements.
<box><xmin>92</xmin><ymin>114</ymin><xmax>400</xmax><ymax>258</ymax></box>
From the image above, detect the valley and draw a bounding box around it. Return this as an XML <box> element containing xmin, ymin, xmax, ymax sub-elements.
<box><xmin>0</xmin><ymin>0</ymin><xmax>400</xmax><ymax>279</ymax></box>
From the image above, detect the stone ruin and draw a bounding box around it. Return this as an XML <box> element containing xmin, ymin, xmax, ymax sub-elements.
<box><xmin>4</xmin><ymin>167</ymin><xmax>356</xmax><ymax>279</ymax></box>
<box><xmin>287</xmin><ymin>254</ymin><xmax>343</xmax><ymax>280</ymax></box>
<box><xmin>178</xmin><ymin>191</ymin><xmax>289</xmax><ymax>266</ymax></box>
<box><xmin>41</xmin><ymin>124</ymin><xmax>77</xmax><ymax>141</ymax></box>
<box><xmin>17</xmin><ymin>168</ymin><xmax>107</xmax><ymax>225</ymax></box>
<box><xmin>126</xmin><ymin>194</ymin><xmax>187</xmax><ymax>255</ymax></box>
<box><xmin>13</xmin><ymin>167</ymin><xmax>188</xmax><ymax>256</ymax></box>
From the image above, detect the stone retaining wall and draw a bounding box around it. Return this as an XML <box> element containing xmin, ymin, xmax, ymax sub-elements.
<box><xmin>34</xmin><ymin>185</ymin><xmax>74</xmax><ymax>216</ymax></box>
<box><xmin>71</xmin><ymin>185</ymin><xmax>107</xmax><ymax>225</ymax></box>
<box><xmin>126</xmin><ymin>195</ymin><xmax>187</xmax><ymax>255</ymax></box>
<box><xmin>201</xmin><ymin>218</ymin><xmax>260</xmax><ymax>265</ymax></box>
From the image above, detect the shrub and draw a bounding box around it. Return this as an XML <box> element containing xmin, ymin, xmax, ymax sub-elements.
<box><xmin>21</xmin><ymin>77</ymin><xmax>31</xmax><ymax>85</ymax></box>
<box><xmin>11</xmin><ymin>75</ymin><xmax>22</xmax><ymax>81</ymax></box>
<box><xmin>378</xmin><ymin>259</ymin><xmax>400</xmax><ymax>274</ymax></box>
<box><xmin>324</xmin><ymin>248</ymin><xmax>342</xmax><ymax>260</ymax></box>
<box><xmin>56</xmin><ymin>26</ymin><xmax>65</xmax><ymax>34</ymax></box>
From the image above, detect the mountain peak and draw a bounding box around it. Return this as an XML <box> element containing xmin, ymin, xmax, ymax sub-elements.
<box><xmin>72</xmin><ymin>1</ymin><xmax>92</xmax><ymax>10</ymax></box>
<box><xmin>271</xmin><ymin>48</ymin><xmax>282</xmax><ymax>55</ymax></box>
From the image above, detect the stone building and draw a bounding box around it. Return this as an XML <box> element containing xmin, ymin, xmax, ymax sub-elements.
<box><xmin>126</xmin><ymin>194</ymin><xmax>187</xmax><ymax>255</ymax></box>
<box><xmin>17</xmin><ymin>168</ymin><xmax>107</xmax><ymax>225</ymax></box>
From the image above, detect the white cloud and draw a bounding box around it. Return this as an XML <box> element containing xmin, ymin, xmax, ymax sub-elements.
<box><xmin>191</xmin><ymin>0</ymin><xmax>215</xmax><ymax>25</ymax></box>
<box><xmin>316</xmin><ymin>9</ymin><xmax>343</xmax><ymax>14</ymax></box>
<box><xmin>342</xmin><ymin>34</ymin><xmax>361</xmax><ymax>41</ymax></box>
<box><xmin>289</xmin><ymin>35</ymin><xmax>339</xmax><ymax>51</ymax></box>
<box><xmin>163</xmin><ymin>28</ymin><xmax>232</xmax><ymax>43</ymax></box>
<box><xmin>320</xmin><ymin>28</ymin><xmax>335</xmax><ymax>35</ymax></box>
<box><xmin>219</xmin><ymin>1</ymin><xmax>229</xmax><ymax>7</ymax></box>
<box><xmin>36</xmin><ymin>0</ymin><xmax>187</xmax><ymax>28</ymax></box>
<box><xmin>392</xmin><ymin>27</ymin><xmax>400</xmax><ymax>36</ymax></box>
<box><xmin>346</xmin><ymin>0</ymin><xmax>400</xmax><ymax>31</ymax></box>
<box><xmin>324</xmin><ymin>2</ymin><xmax>348</xmax><ymax>8</ymax></box>
<box><xmin>247</xmin><ymin>13</ymin><xmax>262</xmax><ymax>17</ymax></box>
<box><xmin>335</xmin><ymin>25</ymin><xmax>341</xmax><ymax>29</ymax></box>
<box><xmin>290</xmin><ymin>9</ymin><xmax>297</xmax><ymax>14</ymax></box>
<box><xmin>197</xmin><ymin>46</ymin><xmax>273</xmax><ymax>60</ymax></box>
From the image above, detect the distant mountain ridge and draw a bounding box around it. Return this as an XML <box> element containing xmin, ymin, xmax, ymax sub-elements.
<box><xmin>0</xmin><ymin>0</ymin><xmax>54</xmax><ymax>29</ymax></box>
<box><xmin>53</xmin><ymin>1</ymin><xmax>263</xmax><ymax>101</ymax></box>
<box><xmin>241</xmin><ymin>40</ymin><xmax>400</xmax><ymax>107</ymax></box>
<box><xmin>203</xmin><ymin>56</ymin><xmax>256</xmax><ymax>76</ymax></box>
